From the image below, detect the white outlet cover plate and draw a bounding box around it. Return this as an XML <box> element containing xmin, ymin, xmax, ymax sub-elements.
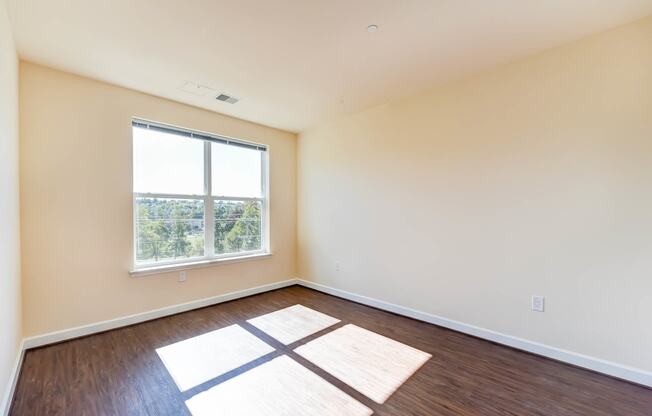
<box><xmin>532</xmin><ymin>296</ymin><xmax>545</xmax><ymax>312</ymax></box>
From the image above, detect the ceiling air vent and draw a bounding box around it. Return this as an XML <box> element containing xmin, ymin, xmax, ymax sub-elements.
<box><xmin>216</xmin><ymin>93</ymin><xmax>239</xmax><ymax>104</ymax></box>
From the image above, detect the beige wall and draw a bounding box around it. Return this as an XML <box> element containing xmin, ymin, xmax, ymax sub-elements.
<box><xmin>20</xmin><ymin>62</ymin><xmax>297</xmax><ymax>337</ymax></box>
<box><xmin>298</xmin><ymin>17</ymin><xmax>652</xmax><ymax>372</ymax></box>
<box><xmin>0</xmin><ymin>0</ymin><xmax>21</xmax><ymax>409</ymax></box>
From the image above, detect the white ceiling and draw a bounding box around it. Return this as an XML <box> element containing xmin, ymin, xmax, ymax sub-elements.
<box><xmin>8</xmin><ymin>0</ymin><xmax>652</xmax><ymax>132</ymax></box>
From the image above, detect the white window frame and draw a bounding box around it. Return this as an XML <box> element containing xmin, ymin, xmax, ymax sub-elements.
<box><xmin>131</xmin><ymin>118</ymin><xmax>270</xmax><ymax>273</ymax></box>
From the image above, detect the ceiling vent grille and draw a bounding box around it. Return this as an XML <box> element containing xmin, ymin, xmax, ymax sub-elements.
<box><xmin>216</xmin><ymin>93</ymin><xmax>239</xmax><ymax>104</ymax></box>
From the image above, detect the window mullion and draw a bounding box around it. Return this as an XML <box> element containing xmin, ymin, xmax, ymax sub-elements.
<box><xmin>261</xmin><ymin>150</ymin><xmax>269</xmax><ymax>253</ymax></box>
<box><xmin>204</xmin><ymin>141</ymin><xmax>215</xmax><ymax>258</ymax></box>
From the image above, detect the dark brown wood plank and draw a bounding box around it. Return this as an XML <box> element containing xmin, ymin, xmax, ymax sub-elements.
<box><xmin>10</xmin><ymin>285</ymin><xmax>652</xmax><ymax>415</ymax></box>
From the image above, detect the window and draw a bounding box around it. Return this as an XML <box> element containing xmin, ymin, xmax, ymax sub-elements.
<box><xmin>132</xmin><ymin>119</ymin><xmax>268</xmax><ymax>270</ymax></box>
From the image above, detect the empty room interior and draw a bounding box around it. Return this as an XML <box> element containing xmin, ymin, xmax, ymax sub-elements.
<box><xmin>2</xmin><ymin>1</ymin><xmax>652</xmax><ymax>415</ymax></box>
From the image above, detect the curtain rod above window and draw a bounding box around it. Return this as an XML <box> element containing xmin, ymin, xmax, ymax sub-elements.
<box><xmin>132</xmin><ymin>119</ymin><xmax>267</xmax><ymax>152</ymax></box>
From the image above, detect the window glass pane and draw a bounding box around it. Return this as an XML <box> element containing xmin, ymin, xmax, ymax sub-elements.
<box><xmin>135</xmin><ymin>198</ymin><xmax>205</xmax><ymax>264</ymax></box>
<box><xmin>211</xmin><ymin>143</ymin><xmax>262</xmax><ymax>197</ymax></box>
<box><xmin>214</xmin><ymin>200</ymin><xmax>262</xmax><ymax>255</ymax></box>
<box><xmin>133</xmin><ymin>127</ymin><xmax>204</xmax><ymax>195</ymax></box>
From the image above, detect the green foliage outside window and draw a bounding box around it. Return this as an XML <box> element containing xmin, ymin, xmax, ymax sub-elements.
<box><xmin>215</xmin><ymin>200</ymin><xmax>262</xmax><ymax>254</ymax></box>
<box><xmin>136</xmin><ymin>198</ymin><xmax>262</xmax><ymax>264</ymax></box>
<box><xmin>136</xmin><ymin>199</ymin><xmax>204</xmax><ymax>263</ymax></box>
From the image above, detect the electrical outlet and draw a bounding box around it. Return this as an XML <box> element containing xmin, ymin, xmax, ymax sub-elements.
<box><xmin>335</xmin><ymin>261</ymin><xmax>340</xmax><ymax>272</ymax></box>
<box><xmin>532</xmin><ymin>295</ymin><xmax>545</xmax><ymax>312</ymax></box>
<box><xmin>179</xmin><ymin>271</ymin><xmax>187</xmax><ymax>282</ymax></box>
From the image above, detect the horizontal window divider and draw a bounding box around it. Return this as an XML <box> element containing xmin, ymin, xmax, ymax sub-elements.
<box><xmin>213</xmin><ymin>196</ymin><xmax>264</xmax><ymax>201</ymax></box>
<box><xmin>134</xmin><ymin>194</ymin><xmax>263</xmax><ymax>201</ymax></box>
<box><xmin>134</xmin><ymin>193</ymin><xmax>206</xmax><ymax>200</ymax></box>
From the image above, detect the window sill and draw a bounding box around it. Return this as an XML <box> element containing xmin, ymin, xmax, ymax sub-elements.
<box><xmin>129</xmin><ymin>252</ymin><xmax>272</xmax><ymax>277</ymax></box>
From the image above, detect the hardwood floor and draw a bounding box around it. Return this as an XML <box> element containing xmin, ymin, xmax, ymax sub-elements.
<box><xmin>10</xmin><ymin>285</ymin><xmax>652</xmax><ymax>415</ymax></box>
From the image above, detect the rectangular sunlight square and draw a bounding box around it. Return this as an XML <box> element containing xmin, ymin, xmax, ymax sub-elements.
<box><xmin>185</xmin><ymin>355</ymin><xmax>372</xmax><ymax>416</ymax></box>
<box><xmin>295</xmin><ymin>324</ymin><xmax>431</xmax><ymax>404</ymax></box>
<box><xmin>156</xmin><ymin>324</ymin><xmax>274</xmax><ymax>391</ymax></box>
<box><xmin>247</xmin><ymin>304</ymin><xmax>340</xmax><ymax>345</ymax></box>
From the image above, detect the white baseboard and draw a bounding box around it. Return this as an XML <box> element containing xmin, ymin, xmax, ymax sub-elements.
<box><xmin>23</xmin><ymin>279</ymin><xmax>298</xmax><ymax>349</ymax></box>
<box><xmin>296</xmin><ymin>279</ymin><xmax>652</xmax><ymax>388</ymax></box>
<box><xmin>1</xmin><ymin>340</ymin><xmax>25</xmax><ymax>416</ymax></box>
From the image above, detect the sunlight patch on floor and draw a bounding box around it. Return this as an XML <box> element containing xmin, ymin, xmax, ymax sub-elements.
<box><xmin>156</xmin><ymin>324</ymin><xmax>274</xmax><ymax>391</ymax></box>
<box><xmin>295</xmin><ymin>324</ymin><xmax>432</xmax><ymax>404</ymax></box>
<box><xmin>185</xmin><ymin>355</ymin><xmax>372</xmax><ymax>416</ymax></box>
<box><xmin>247</xmin><ymin>304</ymin><xmax>340</xmax><ymax>345</ymax></box>
<box><xmin>157</xmin><ymin>305</ymin><xmax>431</xmax><ymax>414</ymax></box>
